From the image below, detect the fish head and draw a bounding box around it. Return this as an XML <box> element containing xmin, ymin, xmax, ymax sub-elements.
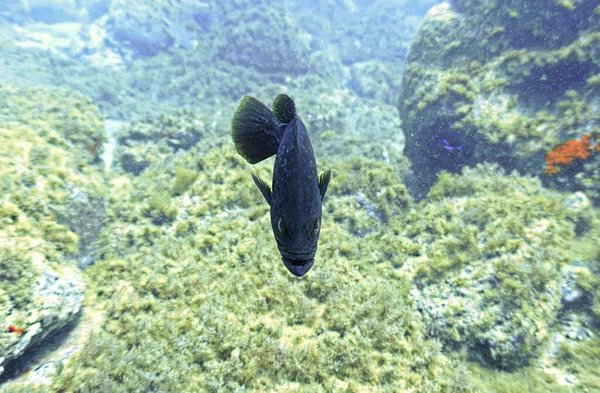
<box><xmin>270</xmin><ymin>204</ymin><xmax>322</xmax><ymax>277</ymax></box>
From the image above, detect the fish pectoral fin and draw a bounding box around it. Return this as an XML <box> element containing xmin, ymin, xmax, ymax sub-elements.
<box><xmin>272</xmin><ymin>94</ymin><xmax>296</xmax><ymax>124</ymax></box>
<box><xmin>318</xmin><ymin>170</ymin><xmax>331</xmax><ymax>201</ymax></box>
<box><xmin>252</xmin><ymin>173</ymin><xmax>272</xmax><ymax>206</ymax></box>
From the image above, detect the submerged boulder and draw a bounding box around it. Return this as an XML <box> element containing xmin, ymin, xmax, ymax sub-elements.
<box><xmin>0</xmin><ymin>85</ymin><xmax>108</xmax><ymax>269</ymax></box>
<box><xmin>214</xmin><ymin>5</ymin><xmax>311</xmax><ymax>74</ymax></box>
<box><xmin>397</xmin><ymin>0</ymin><xmax>600</xmax><ymax>199</ymax></box>
<box><xmin>0</xmin><ymin>84</ymin><xmax>108</xmax><ymax>377</ymax></box>
<box><xmin>401</xmin><ymin>164</ymin><xmax>576</xmax><ymax>369</ymax></box>
<box><xmin>105</xmin><ymin>0</ymin><xmax>212</xmax><ymax>56</ymax></box>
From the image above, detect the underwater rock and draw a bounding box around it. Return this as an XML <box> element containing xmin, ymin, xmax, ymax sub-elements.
<box><xmin>214</xmin><ymin>5</ymin><xmax>310</xmax><ymax>74</ymax></box>
<box><xmin>105</xmin><ymin>0</ymin><xmax>212</xmax><ymax>57</ymax></box>
<box><xmin>405</xmin><ymin>164</ymin><xmax>574</xmax><ymax>370</ymax></box>
<box><xmin>116</xmin><ymin>109</ymin><xmax>208</xmax><ymax>175</ymax></box>
<box><xmin>0</xmin><ymin>253</ymin><xmax>85</xmax><ymax>378</ymax></box>
<box><xmin>397</xmin><ymin>1</ymin><xmax>600</xmax><ymax>199</ymax></box>
<box><xmin>0</xmin><ymin>84</ymin><xmax>109</xmax><ymax>379</ymax></box>
<box><xmin>0</xmin><ymin>85</ymin><xmax>108</xmax><ymax>269</ymax></box>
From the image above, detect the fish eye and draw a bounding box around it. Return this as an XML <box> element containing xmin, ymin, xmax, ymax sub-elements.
<box><xmin>278</xmin><ymin>217</ymin><xmax>286</xmax><ymax>233</ymax></box>
<box><xmin>313</xmin><ymin>219</ymin><xmax>320</xmax><ymax>235</ymax></box>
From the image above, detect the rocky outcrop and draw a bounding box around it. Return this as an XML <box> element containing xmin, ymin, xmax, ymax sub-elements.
<box><xmin>397</xmin><ymin>0</ymin><xmax>600</xmax><ymax>199</ymax></box>
<box><xmin>104</xmin><ymin>0</ymin><xmax>212</xmax><ymax>56</ymax></box>
<box><xmin>0</xmin><ymin>84</ymin><xmax>108</xmax><ymax>377</ymax></box>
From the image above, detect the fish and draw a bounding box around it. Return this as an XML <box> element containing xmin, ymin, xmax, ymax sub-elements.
<box><xmin>232</xmin><ymin>94</ymin><xmax>331</xmax><ymax>277</ymax></box>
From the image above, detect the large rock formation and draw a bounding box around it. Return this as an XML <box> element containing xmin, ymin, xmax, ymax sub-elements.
<box><xmin>397</xmin><ymin>0</ymin><xmax>600</xmax><ymax>199</ymax></box>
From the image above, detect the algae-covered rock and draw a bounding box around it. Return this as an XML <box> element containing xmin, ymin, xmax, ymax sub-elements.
<box><xmin>214</xmin><ymin>5</ymin><xmax>311</xmax><ymax>74</ymax></box>
<box><xmin>115</xmin><ymin>108</ymin><xmax>218</xmax><ymax>175</ymax></box>
<box><xmin>105</xmin><ymin>0</ymin><xmax>211</xmax><ymax>56</ymax></box>
<box><xmin>402</xmin><ymin>164</ymin><xmax>575</xmax><ymax>369</ymax></box>
<box><xmin>397</xmin><ymin>1</ymin><xmax>600</xmax><ymax>198</ymax></box>
<box><xmin>0</xmin><ymin>85</ymin><xmax>107</xmax><ymax>269</ymax></box>
<box><xmin>0</xmin><ymin>241</ymin><xmax>85</xmax><ymax>378</ymax></box>
<box><xmin>0</xmin><ymin>84</ymin><xmax>109</xmax><ymax>377</ymax></box>
<box><xmin>0</xmin><ymin>84</ymin><xmax>106</xmax><ymax>165</ymax></box>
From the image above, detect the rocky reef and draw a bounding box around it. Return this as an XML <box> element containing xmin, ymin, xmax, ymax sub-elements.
<box><xmin>1</xmin><ymin>0</ymin><xmax>600</xmax><ymax>392</ymax></box>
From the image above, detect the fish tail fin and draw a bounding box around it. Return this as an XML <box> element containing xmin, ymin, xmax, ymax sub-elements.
<box><xmin>232</xmin><ymin>96</ymin><xmax>280</xmax><ymax>164</ymax></box>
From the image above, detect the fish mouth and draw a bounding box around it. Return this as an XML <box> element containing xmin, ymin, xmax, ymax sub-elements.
<box><xmin>278</xmin><ymin>249</ymin><xmax>316</xmax><ymax>277</ymax></box>
<box><xmin>281</xmin><ymin>257</ymin><xmax>315</xmax><ymax>277</ymax></box>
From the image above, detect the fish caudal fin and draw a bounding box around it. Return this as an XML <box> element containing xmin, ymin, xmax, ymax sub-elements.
<box><xmin>272</xmin><ymin>94</ymin><xmax>296</xmax><ymax>123</ymax></box>
<box><xmin>232</xmin><ymin>96</ymin><xmax>280</xmax><ymax>164</ymax></box>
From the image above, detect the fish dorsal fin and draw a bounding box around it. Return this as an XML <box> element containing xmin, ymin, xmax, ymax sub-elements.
<box><xmin>318</xmin><ymin>170</ymin><xmax>331</xmax><ymax>201</ymax></box>
<box><xmin>272</xmin><ymin>94</ymin><xmax>296</xmax><ymax>124</ymax></box>
<box><xmin>252</xmin><ymin>173</ymin><xmax>272</xmax><ymax>206</ymax></box>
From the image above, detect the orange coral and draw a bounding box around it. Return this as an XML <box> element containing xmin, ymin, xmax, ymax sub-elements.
<box><xmin>545</xmin><ymin>134</ymin><xmax>599</xmax><ymax>175</ymax></box>
<box><xmin>8</xmin><ymin>325</ymin><xmax>25</xmax><ymax>335</ymax></box>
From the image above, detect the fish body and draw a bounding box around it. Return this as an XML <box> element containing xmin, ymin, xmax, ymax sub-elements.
<box><xmin>232</xmin><ymin>94</ymin><xmax>330</xmax><ymax>277</ymax></box>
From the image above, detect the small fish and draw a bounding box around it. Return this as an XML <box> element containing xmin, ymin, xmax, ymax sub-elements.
<box><xmin>232</xmin><ymin>94</ymin><xmax>331</xmax><ymax>277</ymax></box>
<box><xmin>441</xmin><ymin>138</ymin><xmax>462</xmax><ymax>151</ymax></box>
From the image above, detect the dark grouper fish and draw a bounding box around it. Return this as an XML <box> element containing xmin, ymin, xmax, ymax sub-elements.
<box><xmin>232</xmin><ymin>94</ymin><xmax>331</xmax><ymax>277</ymax></box>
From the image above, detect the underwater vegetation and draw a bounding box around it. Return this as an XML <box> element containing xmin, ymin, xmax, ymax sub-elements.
<box><xmin>23</xmin><ymin>137</ymin><xmax>470</xmax><ymax>392</ymax></box>
<box><xmin>406</xmin><ymin>164</ymin><xmax>574</xmax><ymax>370</ymax></box>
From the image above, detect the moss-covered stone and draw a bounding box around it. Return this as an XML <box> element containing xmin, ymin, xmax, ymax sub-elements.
<box><xmin>214</xmin><ymin>5</ymin><xmax>310</xmax><ymax>74</ymax></box>
<box><xmin>397</xmin><ymin>1</ymin><xmax>600</xmax><ymax>199</ymax></box>
<box><xmin>116</xmin><ymin>108</ymin><xmax>213</xmax><ymax>175</ymax></box>
<box><xmin>0</xmin><ymin>84</ymin><xmax>107</xmax><ymax>267</ymax></box>
<box><xmin>400</xmin><ymin>164</ymin><xmax>576</xmax><ymax>369</ymax></box>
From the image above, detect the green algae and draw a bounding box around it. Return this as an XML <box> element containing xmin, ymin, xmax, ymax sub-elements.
<box><xmin>0</xmin><ymin>84</ymin><xmax>105</xmax><ymax>164</ymax></box>
<box><xmin>0</xmin><ymin>87</ymin><xmax>596</xmax><ymax>391</ymax></box>
<box><xmin>172</xmin><ymin>167</ymin><xmax>198</xmax><ymax>196</ymax></box>
<box><xmin>0</xmin><ymin>248</ymin><xmax>35</xmax><ymax>310</ymax></box>
<box><xmin>401</xmin><ymin>164</ymin><xmax>575</xmax><ymax>369</ymax></box>
<box><xmin>39</xmin><ymin>136</ymin><xmax>471</xmax><ymax>392</ymax></box>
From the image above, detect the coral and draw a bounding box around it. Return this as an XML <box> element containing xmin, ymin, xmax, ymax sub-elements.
<box><xmin>545</xmin><ymin>133</ymin><xmax>599</xmax><ymax>175</ymax></box>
